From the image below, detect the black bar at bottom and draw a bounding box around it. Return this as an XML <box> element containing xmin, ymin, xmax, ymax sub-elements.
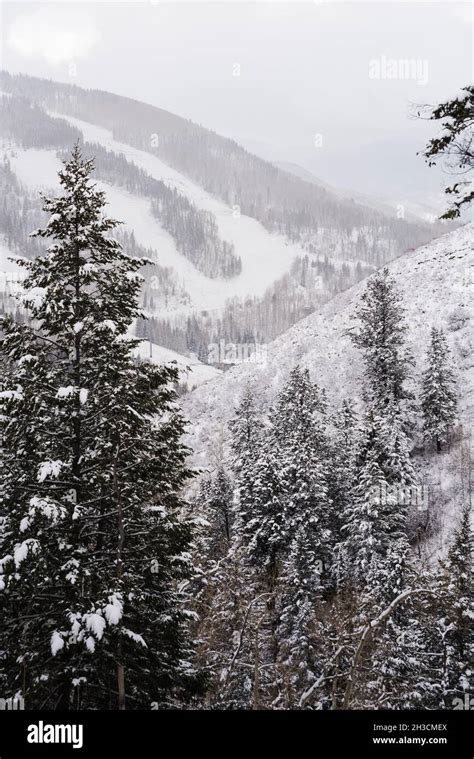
<box><xmin>0</xmin><ymin>709</ymin><xmax>471</xmax><ymax>757</ymax></box>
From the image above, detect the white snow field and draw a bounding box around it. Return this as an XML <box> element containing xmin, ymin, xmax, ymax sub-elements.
<box><xmin>2</xmin><ymin>136</ymin><xmax>299</xmax><ymax>390</ymax></box>
<box><xmin>182</xmin><ymin>223</ymin><xmax>473</xmax><ymax>551</ymax></box>
<box><xmin>133</xmin><ymin>339</ymin><xmax>221</xmax><ymax>390</ymax></box>
<box><xmin>8</xmin><ymin>111</ymin><xmax>308</xmax><ymax>315</ymax></box>
<box><xmin>0</xmin><ymin>236</ymin><xmax>24</xmax><ymax>296</ymax></box>
<box><xmin>0</xmin><ymin>237</ymin><xmax>19</xmax><ymax>275</ymax></box>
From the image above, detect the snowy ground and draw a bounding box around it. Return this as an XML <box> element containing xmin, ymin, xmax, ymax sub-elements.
<box><xmin>0</xmin><ymin>236</ymin><xmax>24</xmax><ymax>296</ymax></box>
<box><xmin>0</xmin><ymin>237</ymin><xmax>20</xmax><ymax>274</ymax></box>
<box><xmin>133</xmin><ymin>339</ymin><xmax>221</xmax><ymax>390</ymax></box>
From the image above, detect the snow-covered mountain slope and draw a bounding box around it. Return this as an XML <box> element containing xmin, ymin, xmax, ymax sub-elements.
<box><xmin>52</xmin><ymin>114</ymin><xmax>310</xmax><ymax>311</ymax></box>
<box><xmin>2</xmin><ymin>75</ymin><xmax>454</xmax><ymax>367</ymax></box>
<box><xmin>1</xmin><ymin>72</ymin><xmax>445</xmax><ymax>275</ymax></box>
<box><xmin>5</xmin><ymin>141</ymin><xmax>304</xmax><ymax>315</ymax></box>
<box><xmin>183</xmin><ymin>223</ymin><xmax>473</xmax><ymax>463</ymax></box>
<box><xmin>133</xmin><ymin>339</ymin><xmax>221</xmax><ymax>390</ymax></box>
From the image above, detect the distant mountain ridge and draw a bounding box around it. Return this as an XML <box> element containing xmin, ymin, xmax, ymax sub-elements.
<box><xmin>0</xmin><ymin>70</ymin><xmax>456</xmax><ymax>364</ymax></box>
<box><xmin>274</xmin><ymin>161</ymin><xmax>427</xmax><ymax>222</ymax></box>
<box><xmin>0</xmin><ymin>71</ymin><xmax>444</xmax><ymax>257</ymax></box>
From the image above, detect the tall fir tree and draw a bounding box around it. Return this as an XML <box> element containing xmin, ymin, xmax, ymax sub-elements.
<box><xmin>350</xmin><ymin>267</ymin><xmax>412</xmax><ymax>411</ymax></box>
<box><xmin>266</xmin><ymin>368</ymin><xmax>332</xmax><ymax>703</ymax></box>
<box><xmin>191</xmin><ymin>469</ymin><xmax>254</xmax><ymax>709</ymax></box>
<box><xmin>200</xmin><ymin>467</ymin><xmax>234</xmax><ymax>562</ymax></box>
<box><xmin>438</xmin><ymin>503</ymin><xmax>474</xmax><ymax>707</ymax></box>
<box><xmin>229</xmin><ymin>384</ymin><xmax>264</xmax><ymax>529</ymax></box>
<box><xmin>341</xmin><ymin>407</ymin><xmax>416</xmax><ymax>590</ymax></box>
<box><xmin>224</xmin><ymin>368</ymin><xmax>334</xmax><ymax>706</ymax></box>
<box><xmin>328</xmin><ymin>399</ymin><xmax>358</xmax><ymax>586</ymax></box>
<box><xmin>239</xmin><ymin>368</ymin><xmax>331</xmax><ymax>587</ymax></box>
<box><xmin>344</xmin><ymin>269</ymin><xmax>417</xmax><ymax>592</ymax></box>
<box><xmin>421</xmin><ymin>327</ymin><xmax>458</xmax><ymax>452</ymax></box>
<box><xmin>0</xmin><ymin>146</ymin><xmax>202</xmax><ymax>709</ymax></box>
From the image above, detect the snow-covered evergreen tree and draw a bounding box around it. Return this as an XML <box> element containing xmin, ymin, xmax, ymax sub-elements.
<box><xmin>338</xmin><ymin>403</ymin><xmax>433</xmax><ymax>709</ymax></box>
<box><xmin>350</xmin><ymin>267</ymin><xmax>412</xmax><ymax>410</ymax></box>
<box><xmin>239</xmin><ymin>368</ymin><xmax>331</xmax><ymax>586</ymax></box>
<box><xmin>200</xmin><ymin>467</ymin><xmax>234</xmax><ymax>562</ymax></box>
<box><xmin>225</xmin><ymin>368</ymin><xmax>334</xmax><ymax>706</ymax></box>
<box><xmin>229</xmin><ymin>385</ymin><xmax>265</xmax><ymax>528</ymax></box>
<box><xmin>328</xmin><ymin>400</ymin><xmax>358</xmax><ymax>585</ymax></box>
<box><xmin>347</xmin><ymin>576</ymin><xmax>442</xmax><ymax>709</ymax></box>
<box><xmin>342</xmin><ymin>407</ymin><xmax>416</xmax><ymax>589</ymax></box>
<box><xmin>438</xmin><ymin>503</ymin><xmax>474</xmax><ymax>707</ymax></box>
<box><xmin>192</xmin><ymin>472</ymin><xmax>253</xmax><ymax>710</ymax></box>
<box><xmin>421</xmin><ymin>327</ymin><xmax>458</xmax><ymax>452</ymax></box>
<box><xmin>275</xmin><ymin>523</ymin><xmax>327</xmax><ymax>707</ymax></box>
<box><xmin>344</xmin><ymin>271</ymin><xmax>417</xmax><ymax>592</ymax></box>
<box><xmin>269</xmin><ymin>368</ymin><xmax>332</xmax><ymax>701</ymax></box>
<box><xmin>0</xmin><ymin>146</ymin><xmax>202</xmax><ymax>709</ymax></box>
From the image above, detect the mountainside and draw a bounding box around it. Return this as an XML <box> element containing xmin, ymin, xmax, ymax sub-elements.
<box><xmin>0</xmin><ymin>71</ymin><xmax>449</xmax><ymax>361</ymax></box>
<box><xmin>183</xmin><ymin>223</ymin><xmax>473</xmax><ymax>551</ymax></box>
<box><xmin>133</xmin><ymin>338</ymin><xmax>221</xmax><ymax>391</ymax></box>
<box><xmin>0</xmin><ymin>71</ymin><xmax>442</xmax><ymax>247</ymax></box>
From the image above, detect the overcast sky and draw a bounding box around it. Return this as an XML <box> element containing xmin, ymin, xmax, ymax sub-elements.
<box><xmin>1</xmin><ymin>1</ymin><xmax>473</xmax><ymax>205</ymax></box>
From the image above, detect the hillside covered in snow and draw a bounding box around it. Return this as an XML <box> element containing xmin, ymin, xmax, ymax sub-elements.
<box><xmin>183</xmin><ymin>223</ymin><xmax>473</xmax><ymax>554</ymax></box>
<box><xmin>185</xmin><ymin>224</ymin><xmax>472</xmax><ymax>441</ymax></box>
<box><xmin>0</xmin><ymin>71</ymin><xmax>449</xmax><ymax>362</ymax></box>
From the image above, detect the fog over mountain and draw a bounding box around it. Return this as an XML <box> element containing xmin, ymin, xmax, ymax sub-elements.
<box><xmin>2</xmin><ymin>1</ymin><xmax>472</xmax><ymax>208</ymax></box>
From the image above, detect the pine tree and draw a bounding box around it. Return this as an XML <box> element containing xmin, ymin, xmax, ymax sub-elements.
<box><xmin>350</xmin><ymin>267</ymin><xmax>412</xmax><ymax>410</ymax></box>
<box><xmin>270</xmin><ymin>368</ymin><xmax>332</xmax><ymax>702</ymax></box>
<box><xmin>342</xmin><ymin>407</ymin><xmax>416</xmax><ymax>590</ymax></box>
<box><xmin>347</xmin><ymin>570</ymin><xmax>441</xmax><ymax>710</ymax></box>
<box><xmin>241</xmin><ymin>368</ymin><xmax>331</xmax><ymax>586</ymax></box>
<box><xmin>243</xmin><ymin>439</ymin><xmax>286</xmax><ymax>578</ymax></box>
<box><xmin>192</xmin><ymin>470</ymin><xmax>254</xmax><ymax>710</ymax></box>
<box><xmin>421</xmin><ymin>327</ymin><xmax>458</xmax><ymax>452</ymax></box>
<box><xmin>225</xmin><ymin>368</ymin><xmax>334</xmax><ymax>706</ymax></box>
<box><xmin>229</xmin><ymin>384</ymin><xmax>264</xmax><ymax>529</ymax></box>
<box><xmin>344</xmin><ymin>269</ymin><xmax>417</xmax><ymax>592</ymax></box>
<box><xmin>0</xmin><ymin>146</ymin><xmax>202</xmax><ymax>709</ymax></box>
<box><xmin>438</xmin><ymin>504</ymin><xmax>474</xmax><ymax>708</ymax></box>
<box><xmin>200</xmin><ymin>467</ymin><xmax>234</xmax><ymax>562</ymax></box>
<box><xmin>328</xmin><ymin>400</ymin><xmax>358</xmax><ymax>585</ymax></box>
<box><xmin>276</xmin><ymin>523</ymin><xmax>327</xmax><ymax>707</ymax></box>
